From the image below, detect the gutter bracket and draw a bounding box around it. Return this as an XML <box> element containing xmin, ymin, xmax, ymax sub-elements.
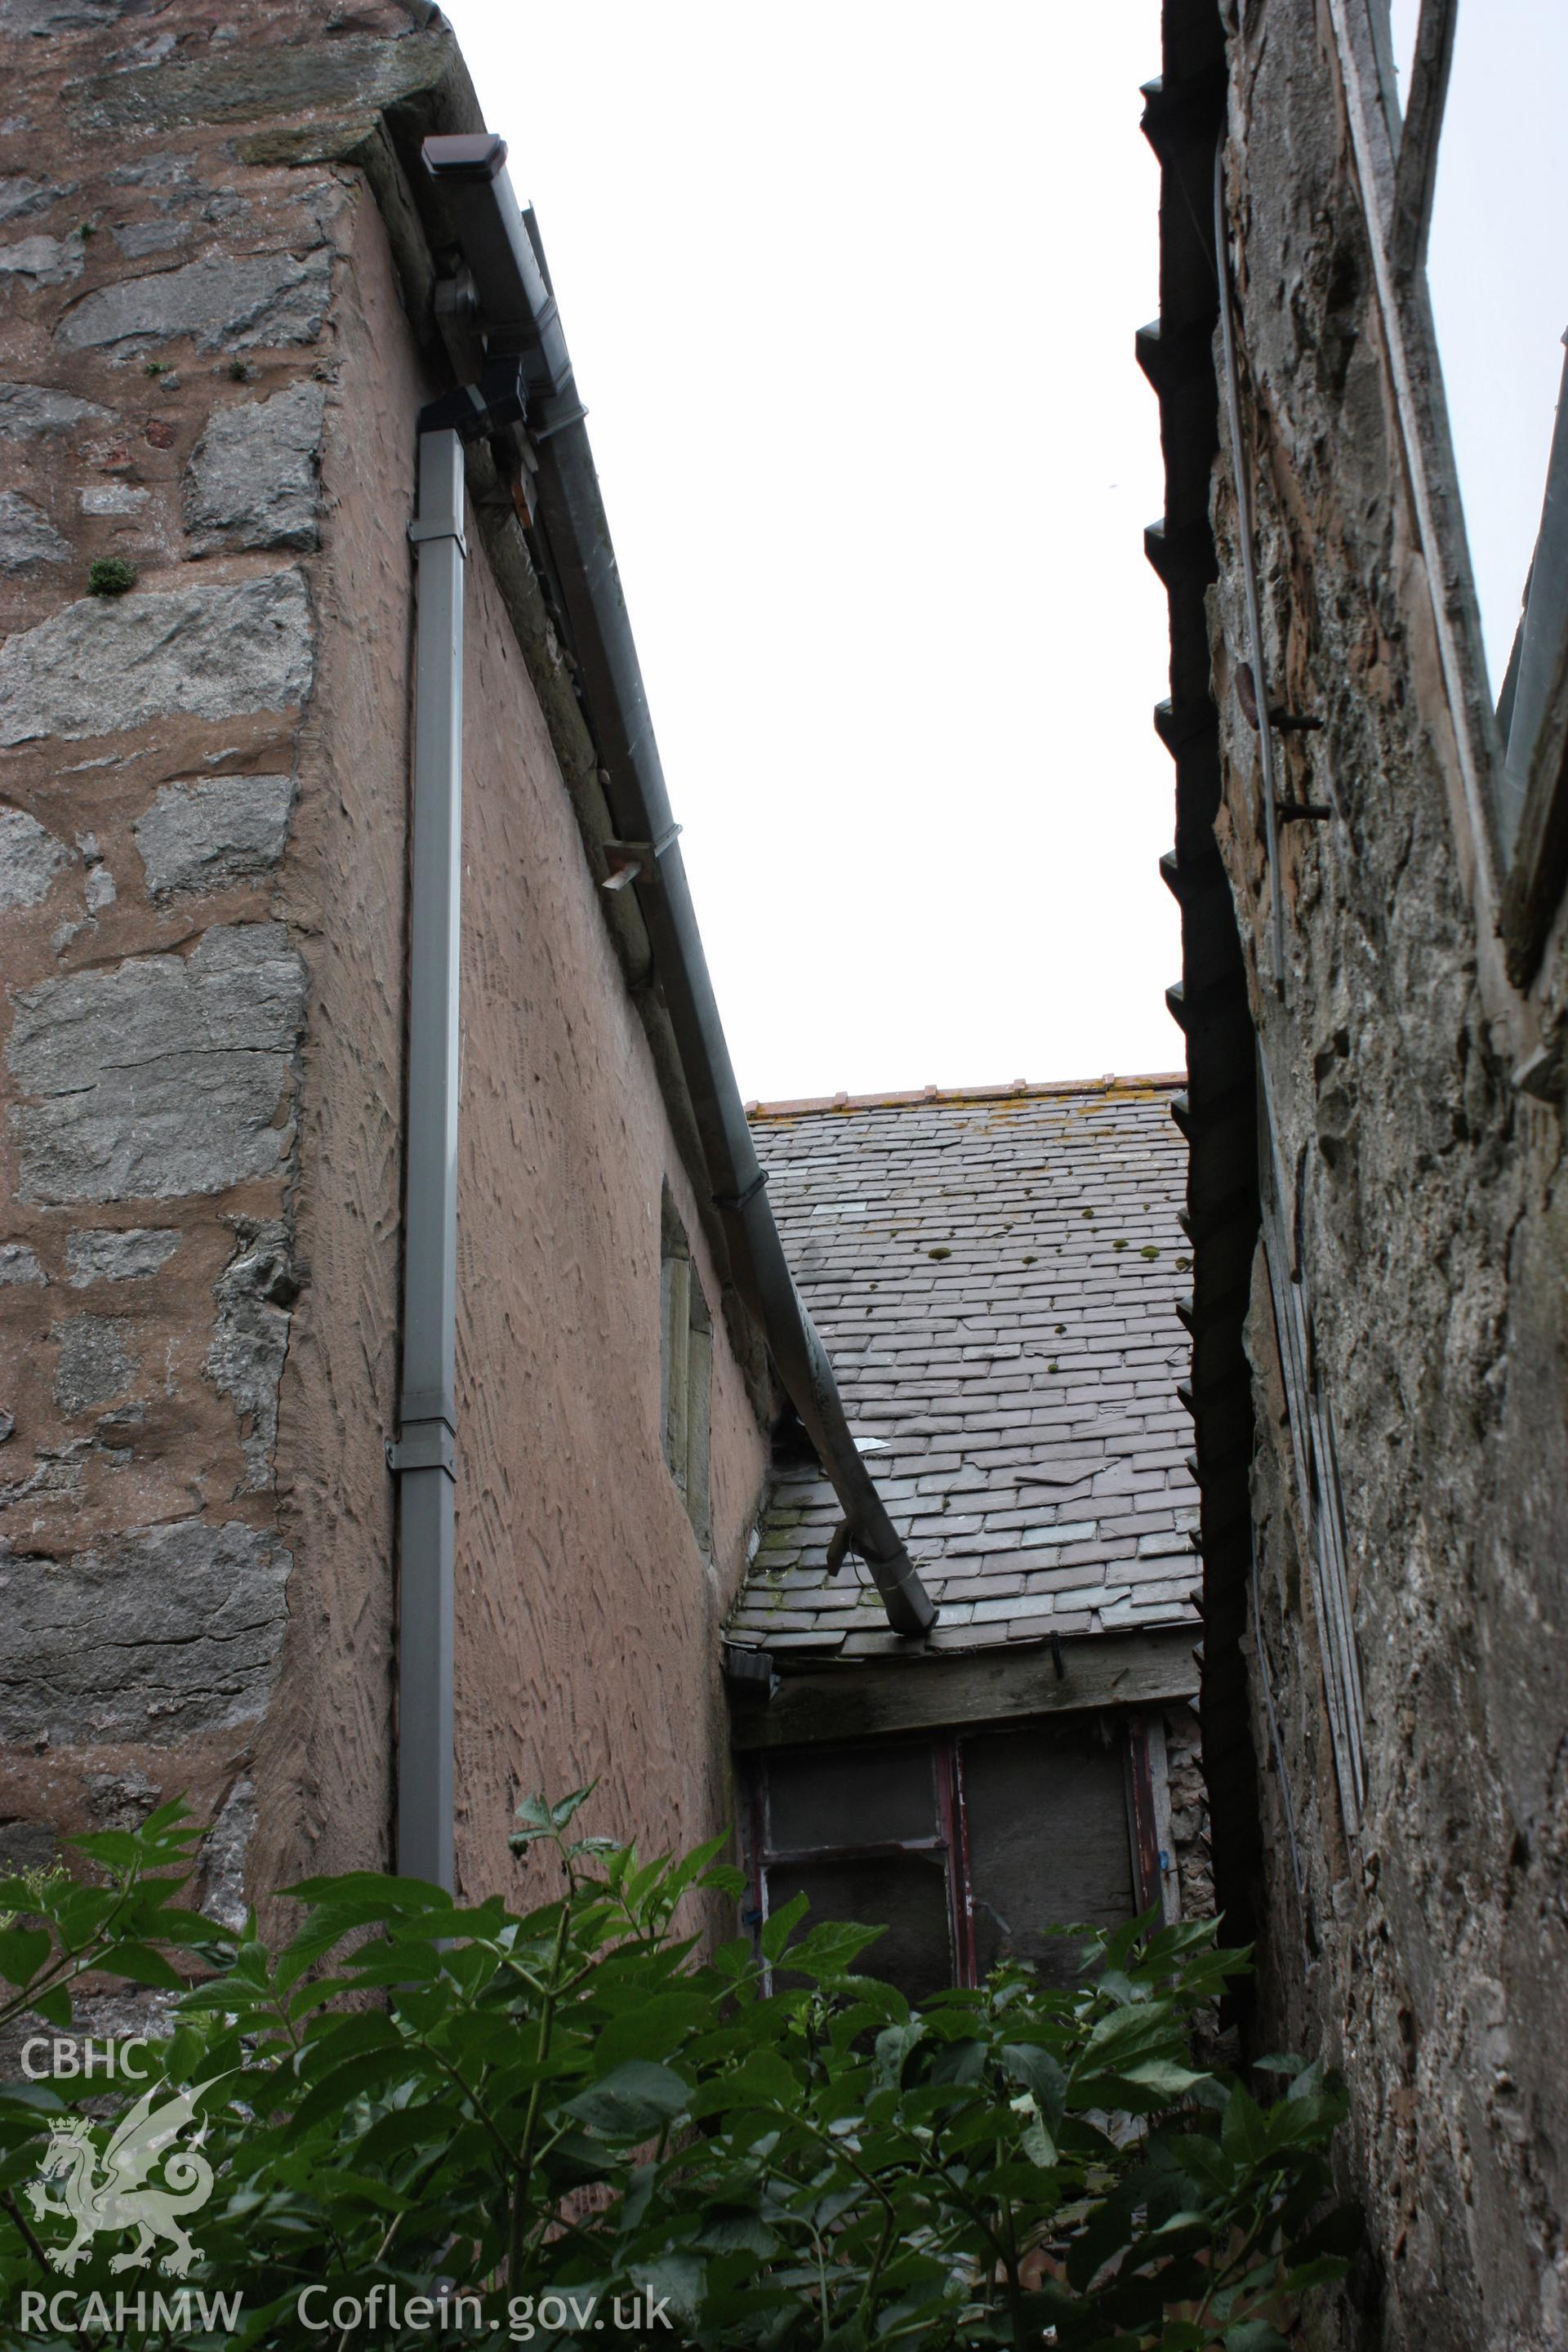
<box><xmin>712</xmin><ymin>1169</ymin><xmax>769</xmax><ymax>1214</ymax></box>
<box><xmin>602</xmin><ymin>822</ymin><xmax>684</xmax><ymax>893</ymax></box>
<box><xmin>531</xmin><ymin>399</ymin><xmax>590</xmax><ymax>443</ymax></box>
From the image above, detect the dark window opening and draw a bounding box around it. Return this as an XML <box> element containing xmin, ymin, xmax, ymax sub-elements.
<box><xmin>660</xmin><ymin>1185</ymin><xmax>711</xmax><ymax>1551</ymax></box>
<box><xmin>745</xmin><ymin>1715</ymin><xmax>1162</xmax><ymax>2000</ymax></box>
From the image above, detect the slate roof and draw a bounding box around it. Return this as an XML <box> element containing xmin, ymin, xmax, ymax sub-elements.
<box><xmin>726</xmin><ymin>1077</ymin><xmax>1201</xmax><ymax>1662</ymax></box>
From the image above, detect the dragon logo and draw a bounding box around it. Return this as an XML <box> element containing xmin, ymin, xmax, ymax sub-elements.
<box><xmin>25</xmin><ymin>2081</ymin><xmax>216</xmax><ymax>2276</ymax></box>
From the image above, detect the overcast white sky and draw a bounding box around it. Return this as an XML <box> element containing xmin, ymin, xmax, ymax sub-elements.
<box><xmin>1392</xmin><ymin>0</ymin><xmax>1568</xmax><ymax>693</ymax></box>
<box><xmin>440</xmin><ymin>1</ymin><xmax>1176</xmax><ymax>1102</ymax></box>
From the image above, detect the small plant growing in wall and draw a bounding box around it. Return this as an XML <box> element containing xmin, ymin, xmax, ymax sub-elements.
<box><xmin>86</xmin><ymin>558</ymin><xmax>136</xmax><ymax>598</ymax></box>
<box><xmin>0</xmin><ymin>1798</ymin><xmax>1354</xmax><ymax>2347</ymax></box>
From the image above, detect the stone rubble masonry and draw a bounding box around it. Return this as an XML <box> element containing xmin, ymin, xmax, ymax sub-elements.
<box><xmin>81</xmin><ymin>482</ymin><xmax>146</xmax><ymax>515</ymax></box>
<box><xmin>52</xmin><ymin>1311</ymin><xmax>137</xmax><ymax>1414</ymax></box>
<box><xmin>1162</xmin><ymin>1705</ymin><xmax>1212</xmax><ymax>1924</ymax></box>
<box><xmin>56</xmin><ymin>247</ymin><xmax>332</xmax><ymax>357</ymax></box>
<box><xmin>134</xmin><ymin>771</ymin><xmax>294</xmax><ymax>896</ymax></box>
<box><xmin>0</xmin><ymin>804</ymin><xmax>66</xmax><ymax>905</ymax></box>
<box><xmin>0</xmin><ymin>232</ymin><xmax>83</xmax><ymax>287</ymax></box>
<box><xmin>0</xmin><ymin>176</ymin><xmax>74</xmax><ymax>228</ymax></box>
<box><xmin>203</xmin><ymin>1218</ymin><xmax>293</xmax><ymax>1494</ymax></box>
<box><xmin>65</xmin><ymin>1226</ymin><xmax>179</xmax><ymax>1285</ymax></box>
<box><xmin>0</xmin><ymin>0</ymin><xmax>361</xmax><ymax>1925</ymax></box>
<box><xmin>7</xmin><ymin>923</ymin><xmax>308</xmax><ymax>1201</ymax></box>
<box><xmin>0</xmin><ymin>1518</ymin><xmax>290</xmax><ymax>1744</ymax></box>
<box><xmin>2</xmin><ymin>0</ymin><xmax>139</xmax><ymax>33</ymax></box>
<box><xmin>0</xmin><ymin>376</ymin><xmax>109</xmax><ymax>437</ymax></box>
<box><xmin>0</xmin><ymin>488</ymin><xmax>69</xmax><ymax>571</ymax></box>
<box><xmin>183</xmin><ymin>379</ymin><xmax>324</xmax><ymax>552</ymax></box>
<box><xmin>1185</xmin><ymin>6</ymin><xmax>1568</xmax><ymax>2346</ymax></box>
<box><xmin>195</xmin><ymin>1775</ymin><xmax>256</xmax><ymax>1931</ymax></box>
<box><xmin>0</xmin><ymin>0</ymin><xmax>773</xmax><ymax>1937</ymax></box>
<box><xmin>0</xmin><ymin>568</ymin><xmax>315</xmax><ymax>745</ymax></box>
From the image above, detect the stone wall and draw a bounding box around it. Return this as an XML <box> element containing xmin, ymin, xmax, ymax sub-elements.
<box><xmin>1193</xmin><ymin>4</ymin><xmax>1568</xmax><ymax>2345</ymax></box>
<box><xmin>1162</xmin><ymin>1700</ymin><xmax>1213</xmax><ymax>1925</ymax></box>
<box><xmin>0</xmin><ymin>0</ymin><xmax>769</xmax><ymax>1922</ymax></box>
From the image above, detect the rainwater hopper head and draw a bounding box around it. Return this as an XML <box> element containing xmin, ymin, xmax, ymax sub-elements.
<box><xmin>420</xmin><ymin>131</ymin><xmax>572</xmax><ymax>401</ymax></box>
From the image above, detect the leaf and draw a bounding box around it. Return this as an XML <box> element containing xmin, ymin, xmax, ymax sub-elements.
<box><xmin>135</xmin><ymin>1797</ymin><xmax>198</xmax><ymax>1839</ymax></box>
<box><xmin>342</xmin><ymin>1939</ymin><xmax>447</xmax><ymax>1989</ymax></box>
<box><xmin>630</xmin><ymin>2252</ymin><xmax>706</xmax><ymax>2328</ymax></box>
<box><xmin>0</xmin><ymin>1927</ymin><xmax>51</xmax><ymax>1989</ymax></box>
<box><xmin>354</xmin><ymin>2103</ymin><xmax>457</xmax><ymax>2169</ymax></box>
<box><xmin>1080</xmin><ymin>2003</ymin><xmax>1183</xmax><ymax>2078</ymax></box>
<box><xmin>69</xmin><ymin>1829</ymin><xmax>148</xmax><ymax>1871</ymax></box>
<box><xmin>301</xmin><ymin>2008</ymin><xmax>401</xmax><ymax>2065</ymax></box>
<box><xmin>760</xmin><ymin>1892</ymin><xmax>808</xmax><ymax>1962</ymax></box>
<box><xmin>1284</xmin><ymin>2254</ymin><xmax>1352</xmax><ymax>2291</ymax></box>
<box><xmin>551</xmin><ymin>1784</ymin><xmax>598</xmax><ymax>1828</ymax></box>
<box><xmin>96</xmin><ymin>1940</ymin><xmax>186</xmax><ymax>1991</ymax></box>
<box><xmin>782</xmin><ymin>1918</ymin><xmax>884</xmax><ymax>1979</ymax></box>
<box><xmin>660</xmin><ymin>1828</ymin><xmax>733</xmax><ymax>1902</ymax></box>
<box><xmin>1221</xmin><ymin>2082</ymin><xmax>1271</xmax><ymax>2167</ymax></box>
<box><xmin>1223</xmin><ymin>2324</ymin><xmax>1294</xmax><ymax>2352</ymax></box>
<box><xmin>289</xmin><ymin>2045</ymin><xmax>425</xmax><ymax>2132</ymax></box>
<box><xmin>697</xmin><ymin>2206</ymin><xmax>780</xmax><ymax>2256</ymax></box>
<box><xmin>688</xmin><ymin>2051</ymin><xmax>799</xmax><ymax>2120</ymax></box>
<box><xmin>590</xmin><ymin>1991</ymin><xmax>709</xmax><ymax>2072</ymax></box>
<box><xmin>928</xmin><ymin>2037</ymin><xmax>987</xmax><ymax>2087</ymax></box>
<box><xmin>285</xmin><ymin>1867</ymin><xmax>451</xmax><ymax>1913</ymax></box>
<box><xmin>1002</xmin><ymin>2042</ymin><xmax>1067</xmax><ymax>2128</ymax></box>
<box><xmin>1122</xmin><ymin>2059</ymin><xmax>1207</xmax><ymax>2099</ymax></box>
<box><xmin>511</xmin><ymin>1791</ymin><xmax>555</xmax><ymax>1835</ymax></box>
<box><xmin>873</xmin><ymin>2020</ymin><xmax>924</xmax><ymax>2087</ymax></box>
<box><xmin>566</xmin><ymin>2060</ymin><xmax>691</xmax><ymax>2136</ymax></box>
<box><xmin>1065</xmin><ymin>2187</ymin><xmax>1138</xmax><ymax>2294</ymax></box>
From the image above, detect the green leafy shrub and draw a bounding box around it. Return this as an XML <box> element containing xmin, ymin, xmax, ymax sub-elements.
<box><xmin>86</xmin><ymin>558</ymin><xmax>137</xmax><ymax>598</ymax></box>
<box><xmin>0</xmin><ymin>1797</ymin><xmax>1352</xmax><ymax>2350</ymax></box>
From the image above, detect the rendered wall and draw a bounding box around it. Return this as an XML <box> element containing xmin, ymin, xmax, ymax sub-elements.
<box><xmin>0</xmin><ymin>0</ymin><xmax>768</xmax><ymax>1924</ymax></box>
<box><xmin>1205</xmin><ymin>8</ymin><xmax>1568</xmax><ymax>2348</ymax></box>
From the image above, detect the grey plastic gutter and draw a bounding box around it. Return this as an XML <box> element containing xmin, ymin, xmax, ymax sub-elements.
<box><xmin>421</xmin><ymin>132</ymin><xmax>935</xmax><ymax>1639</ymax></box>
<box><xmin>387</xmin><ymin>425</ymin><xmax>466</xmax><ymax>1891</ymax></box>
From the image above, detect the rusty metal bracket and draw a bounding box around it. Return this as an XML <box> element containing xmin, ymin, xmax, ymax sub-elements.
<box><xmin>1236</xmin><ymin>663</ymin><xmax>1323</xmax><ymax>733</ymax></box>
<box><xmin>602</xmin><ymin>822</ymin><xmax>684</xmax><ymax>892</ymax></box>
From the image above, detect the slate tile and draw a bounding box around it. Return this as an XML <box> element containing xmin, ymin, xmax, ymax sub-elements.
<box><xmin>735</xmin><ymin>1080</ymin><xmax>1187</xmax><ymax>1650</ymax></box>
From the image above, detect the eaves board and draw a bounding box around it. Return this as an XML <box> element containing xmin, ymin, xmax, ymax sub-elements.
<box><xmin>1142</xmin><ymin>6</ymin><xmax>1265</xmax><ymax>1961</ymax></box>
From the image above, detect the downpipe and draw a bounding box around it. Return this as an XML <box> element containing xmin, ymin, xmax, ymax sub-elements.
<box><xmin>419</xmin><ymin>132</ymin><xmax>937</xmax><ymax>1641</ymax></box>
<box><xmin>389</xmin><ymin>425</ymin><xmax>467</xmax><ymax>1890</ymax></box>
